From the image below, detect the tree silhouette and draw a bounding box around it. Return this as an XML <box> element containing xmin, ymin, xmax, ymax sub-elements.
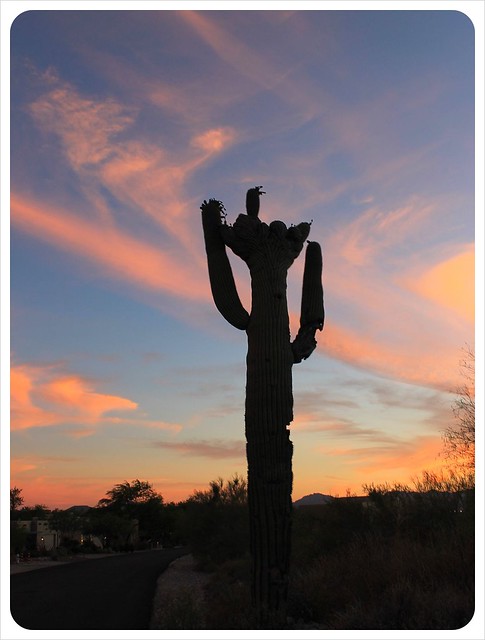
<box><xmin>201</xmin><ymin>186</ymin><xmax>324</xmax><ymax>625</ymax></box>
<box><xmin>10</xmin><ymin>487</ymin><xmax>24</xmax><ymax>512</ymax></box>
<box><xmin>443</xmin><ymin>345</ymin><xmax>475</xmax><ymax>470</ymax></box>
<box><xmin>97</xmin><ymin>479</ymin><xmax>162</xmax><ymax>511</ymax></box>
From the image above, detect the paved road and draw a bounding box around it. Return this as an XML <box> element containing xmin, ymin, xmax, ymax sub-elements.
<box><xmin>10</xmin><ymin>548</ymin><xmax>187</xmax><ymax>630</ymax></box>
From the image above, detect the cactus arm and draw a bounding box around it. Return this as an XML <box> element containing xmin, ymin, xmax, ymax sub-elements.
<box><xmin>246</xmin><ymin>185</ymin><xmax>265</xmax><ymax>217</ymax></box>
<box><xmin>291</xmin><ymin>241</ymin><xmax>324</xmax><ymax>363</ymax></box>
<box><xmin>201</xmin><ymin>199</ymin><xmax>250</xmax><ymax>330</ymax></box>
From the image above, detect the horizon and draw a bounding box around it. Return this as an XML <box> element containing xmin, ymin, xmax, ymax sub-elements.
<box><xmin>7</xmin><ymin>8</ymin><xmax>477</xmax><ymax>511</ymax></box>
<box><xmin>13</xmin><ymin>483</ymin><xmax>448</xmax><ymax>513</ymax></box>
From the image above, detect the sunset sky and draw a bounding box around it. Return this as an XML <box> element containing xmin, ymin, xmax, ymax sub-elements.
<box><xmin>7</xmin><ymin>7</ymin><xmax>478</xmax><ymax>510</ymax></box>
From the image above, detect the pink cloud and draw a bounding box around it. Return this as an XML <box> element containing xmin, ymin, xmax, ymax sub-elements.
<box><xmin>330</xmin><ymin>197</ymin><xmax>437</xmax><ymax>267</ymax></box>
<box><xmin>29</xmin><ymin>85</ymin><xmax>136</xmax><ymax>169</ymax></box>
<box><xmin>183</xmin><ymin>11</ymin><xmax>283</xmax><ymax>93</ymax></box>
<box><xmin>181</xmin><ymin>11</ymin><xmax>327</xmax><ymax>124</ymax></box>
<box><xmin>191</xmin><ymin>127</ymin><xmax>237</xmax><ymax>154</ymax></box>
<box><xmin>312</xmin><ymin>197</ymin><xmax>474</xmax><ymax>391</ymax></box>
<box><xmin>25</xmin><ymin>74</ymin><xmax>239</xmax><ymax>265</ymax></box>
<box><xmin>11</xmin><ymin>193</ymin><xmax>209</xmax><ymax>302</ymax></box>
<box><xmin>151</xmin><ymin>439</ymin><xmax>246</xmax><ymax>459</ymax></box>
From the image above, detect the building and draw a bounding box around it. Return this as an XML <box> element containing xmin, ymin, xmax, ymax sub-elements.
<box><xmin>16</xmin><ymin>518</ymin><xmax>59</xmax><ymax>552</ymax></box>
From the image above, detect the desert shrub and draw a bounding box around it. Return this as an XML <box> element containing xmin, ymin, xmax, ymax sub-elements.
<box><xmin>10</xmin><ymin>522</ymin><xmax>28</xmax><ymax>554</ymax></box>
<box><xmin>183</xmin><ymin>471</ymin><xmax>474</xmax><ymax>629</ymax></box>
<box><xmin>49</xmin><ymin>546</ymin><xmax>69</xmax><ymax>560</ymax></box>
<box><xmin>178</xmin><ymin>501</ymin><xmax>249</xmax><ymax>569</ymax></box>
<box><xmin>292</xmin><ymin>498</ymin><xmax>369</xmax><ymax>565</ymax></box>
<box><xmin>289</xmin><ymin>523</ymin><xmax>474</xmax><ymax>629</ymax></box>
<box><xmin>288</xmin><ymin>474</ymin><xmax>474</xmax><ymax>629</ymax></box>
<box><xmin>152</xmin><ymin>588</ymin><xmax>205</xmax><ymax>630</ymax></box>
<box><xmin>203</xmin><ymin>555</ymin><xmax>255</xmax><ymax>629</ymax></box>
<box><xmin>364</xmin><ymin>470</ymin><xmax>475</xmax><ymax>543</ymax></box>
<box><xmin>177</xmin><ymin>475</ymin><xmax>249</xmax><ymax>569</ymax></box>
<box><xmin>60</xmin><ymin>538</ymin><xmax>83</xmax><ymax>554</ymax></box>
<box><xmin>331</xmin><ymin>579</ymin><xmax>474</xmax><ymax>630</ymax></box>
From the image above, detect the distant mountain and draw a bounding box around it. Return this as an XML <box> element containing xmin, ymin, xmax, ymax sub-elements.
<box><xmin>66</xmin><ymin>505</ymin><xmax>92</xmax><ymax>514</ymax></box>
<box><xmin>293</xmin><ymin>492</ymin><xmax>333</xmax><ymax>507</ymax></box>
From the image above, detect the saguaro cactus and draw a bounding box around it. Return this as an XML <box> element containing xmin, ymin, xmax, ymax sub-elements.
<box><xmin>201</xmin><ymin>187</ymin><xmax>324</xmax><ymax>625</ymax></box>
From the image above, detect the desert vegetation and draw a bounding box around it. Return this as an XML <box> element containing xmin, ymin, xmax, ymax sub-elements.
<box><xmin>170</xmin><ymin>468</ymin><xmax>475</xmax><ymax>630</ymax></box>
<box><xmin>10</xmin><ymin>468</ymin><xmax>475</xmax><ymax>630</ymax></box>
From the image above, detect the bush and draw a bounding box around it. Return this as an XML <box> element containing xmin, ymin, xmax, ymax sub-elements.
<box><xmin>151</xmin><ymin>588</ymin><xmax>205</xmax><ymax>629</ymax></box>
<box><xmin>80</xmin><ymin>539</ymin><xmax>100</xmax><ymax>554</ymax></box>
<box><xmin>177</xmin><ymin>476</ymin><xmax>249</xmax><ymax>570</ymax></box>
<box><xmin>288</xmin><ymin>483</ymin><xmax>474</xmax><ymax>630</ymax></box>
<box><xmin>178</xmin><ymin>501</ymin><xmax>249</xmax><ymax>570</ymax></box>
<box><xmin>175</xmin><ymin>472</ymin><xmax>474</xmax><ymax>629</ymax></box>
<box><xmin>50</xmin><ymin>546</ymin><xmax>69</xmax><ymax>561</ymax></box>
<box><xmin>203</xmin><ymin>556</ymin><xmax>254</xmax><ymax>629</ymax></box>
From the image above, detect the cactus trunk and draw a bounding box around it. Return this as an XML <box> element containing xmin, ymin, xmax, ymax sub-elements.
<box><xmin>245</xmin><ymin>258</ymin><xmax>294</xmax><ymax>625</ymax></box>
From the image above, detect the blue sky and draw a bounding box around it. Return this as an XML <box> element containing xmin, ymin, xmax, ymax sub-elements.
<box><xmin>6</xmin><ymin>7</ymin><xmax>478</xmax><ymax>508</ymax></box>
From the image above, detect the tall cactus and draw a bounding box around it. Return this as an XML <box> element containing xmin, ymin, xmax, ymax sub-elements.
<box><xmin>201</xmin><ymin>187</ymin><xmax>324</xmax><ymax>626</ymax></box>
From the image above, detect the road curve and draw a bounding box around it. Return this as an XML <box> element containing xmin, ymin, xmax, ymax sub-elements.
<box><xmin>10</xmin><ymin>548</ymin><xmax>187</xmax><ymax>630</ymax></box>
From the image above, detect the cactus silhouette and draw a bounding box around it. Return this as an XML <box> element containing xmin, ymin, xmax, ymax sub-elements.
<box><xmin>201</xmin><ymin>187</ymin><xmax>324</xmax><ymax>625</ymax></box>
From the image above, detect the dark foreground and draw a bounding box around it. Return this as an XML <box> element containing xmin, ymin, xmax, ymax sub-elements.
<box><xmin>10</xmin><ymin>548</ymin><xmax>187</xmax><ymax>630</ymax></box>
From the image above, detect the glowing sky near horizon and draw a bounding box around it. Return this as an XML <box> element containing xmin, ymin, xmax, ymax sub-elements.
<box><xmin>9</xmin><ymin>9</ymin><xmax>475</xmax><ymax>509</ymax></box>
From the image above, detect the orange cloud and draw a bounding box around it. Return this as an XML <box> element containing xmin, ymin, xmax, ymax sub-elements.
<box><xmin>11</xmin><ymin>193</ymin><xmax>209</xmax><ymax>302</ymax></box>
<box><xmin>322</xmin><ymin>434</ymin><xmax>444</xmax><ymax>478</ymax></box>
<box><xmin>11</xmin><ymin>363</ymin><xmax>137</xmax><ymax>432</ymax></box>
<box><xmin>40</xmin><ymin>375</ymin><xmax>137</xmax><ymax>420</ymax></box>
<box><xmin>320</xmin><ymin>320</ymin><xmax>465</xmax><ymax>391</ymax></box>
<box><xmin>10</xmin><ymin>458</ymin><xmax>39</xmax><ymax>475</ymax></box>
<box><xmin>402</xmin><ymin>245</ymin><xmax>474</xmax><ymax>323</ymax></box>
<box><xmin>11</xmin><ymin>365</ymin><xmax>62</xmax><ymax>431</ymax></box>
<box><xmin>9</xmin><ymin>467</ymin><xmax>206</xmax><ymax>509</ymax></box>
<box><xmin>9</xmin><ymin>471</ymin><xmax>116</xmax><ymax>510</ymax></box>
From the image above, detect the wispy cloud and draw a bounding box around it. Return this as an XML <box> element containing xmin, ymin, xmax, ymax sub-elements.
<box><xmin>321</xmin><ymin>321</ymin><xmax>464</xmax><ymax>392</ymax></box>
<box><xmin>11</xmin><ymin>193</ymin><xmax>209</xmax><ymax>302</ymax></box>
<box><xmin>151</xmin><ymin>439</ymin><xmax>246</xmax><ymax>459</ymax></box>
<box><xmin>13</xmin><ymin>41</ymin><xmax>474</xmax><ymax>402</ymax></box>
<box><xmin>181</xmin><ymin>11</ymin><xmax>330</xmax><ymax>128</ymax></box>
<box><xmin>29</xmin><ymin>83</ymin><xmax>137</xmax><ymax>170</ymax></box>
<box><xmin>321</xmin><ymin>434</ymin><xmax>444</xmax><ymax>479</ymax></box>
<box><xmin>292</xmin><ymin>412</ymin><xmax>400</xmax><ymax>443</ymax></box>
<box><xmin>315</xmin><ymin>194</ymin><xmax>474</xmax><ymax>390</ymax></box>
<box><xmin>330</xmin><ymin>197</ymin><xmax>437</xmax><ymax>268</ymax></box>
<box><xmin>23</xmin><ymin>71</ymin><xmax>238</xmax><ymax>258</ymax></box>
<box><xmin>11</xmin><ymin>455</ymin><xmax>81</xmax><ymax>475</ymax></box>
